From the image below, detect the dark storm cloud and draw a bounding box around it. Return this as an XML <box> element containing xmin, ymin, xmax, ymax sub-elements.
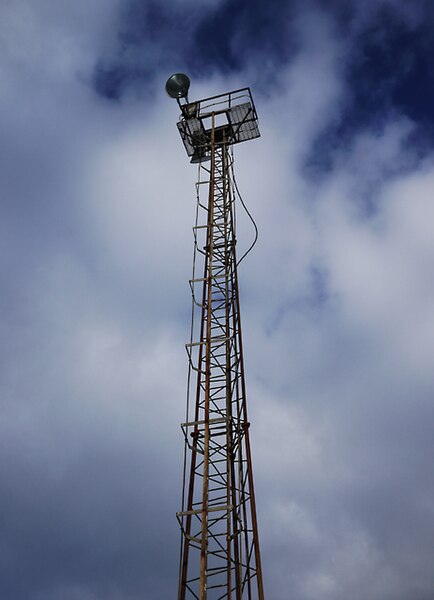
<box><xmin>348</xmin><ymin>4</ymin><xmax>434</xmax><ymax>126</ymax></box>
<box><xmin>93</xmin><ymin>1</ymin><xmax>179</xmax><ymax>101</ymax></box>
<box><xmin>305</xmin><ymin>0</ymin><xmax>434</xmax><ymax>173</ymax></box>
<box><xmin>94</xmin><ymin>0</ymin><xmax>434</xmax><ymax>172</ymax></box>
<box><xmin>93</xmin><ymin>1</ymin><xmax>205</xmax><ymax>101</ymax></box>
<box><xmin>93</xmin><ymin>0</ymin><xmax>298</xmax><ymax>100</ymax></box>
<box><xmin>190</xmin><ymin>0</ymin><xmax>296</xmax><ymax>74</ymax></box>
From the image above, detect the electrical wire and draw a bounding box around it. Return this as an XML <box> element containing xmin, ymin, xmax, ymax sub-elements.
<box><xmin>229</xmin><ymin>149</ymin><xmax>259</xmax><ymax>266</ymax></box>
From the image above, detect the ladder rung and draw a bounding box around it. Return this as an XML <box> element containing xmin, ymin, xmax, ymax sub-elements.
<box><xmin>190</xmin><ymin>275</ymin><xmax>226</xmax><ymax>283</ymax></box>
<box><xmin>181</xmin><ymin>417</ymin><xmax>227</xmax><ymax>427</ymax></box>
<box><xmin>176</xmin><ymin>504</ymin><xmax>232</xmax><ymax>517</ymax></box>
<box><xmin>186</xmin><ymin>336</ymin><xmax>230</xmax><ymax>348</ymax></box>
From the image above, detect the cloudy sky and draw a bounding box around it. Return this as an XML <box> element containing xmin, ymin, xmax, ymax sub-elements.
<box><xmin>1</xmin><ymin>1</ymin><xmax>434</xmax><ymax>599</ymax></box>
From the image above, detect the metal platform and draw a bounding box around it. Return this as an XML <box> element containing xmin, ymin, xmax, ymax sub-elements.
<box><xmin>177</xmin><ymin>88</ymin><xmax>260</xmax><ymax>162</ymax></box>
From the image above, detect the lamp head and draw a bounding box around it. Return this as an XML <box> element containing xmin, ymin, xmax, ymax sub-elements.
<box><xmin>165</xmin><ymin>73</ymin><xmax>190</xmax><ymax>99</ymax></box>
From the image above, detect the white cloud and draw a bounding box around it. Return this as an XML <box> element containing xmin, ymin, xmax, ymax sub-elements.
<box><xmin>1</xmin><ymin>1</ymin><xmax>434</xmax><ymax>599</ymax></box>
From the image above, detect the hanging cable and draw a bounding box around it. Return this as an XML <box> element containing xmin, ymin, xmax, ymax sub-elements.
<box><xmin>229</xmin><ymin>148</ymin><xmax>259</xmax><ymax>266</ymax></box>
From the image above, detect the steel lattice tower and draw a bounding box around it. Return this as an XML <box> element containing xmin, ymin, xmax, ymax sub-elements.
<box><xmin>166</xmin><ymin>75</ymin><xmax>264</xmax><ymax>600</ymax></box>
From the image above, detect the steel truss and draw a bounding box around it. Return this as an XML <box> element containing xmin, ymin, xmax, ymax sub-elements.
<box><xmin>177</xmin><ymin>119</ymin><xmax>264</xmax><ymax>600</ymax></box>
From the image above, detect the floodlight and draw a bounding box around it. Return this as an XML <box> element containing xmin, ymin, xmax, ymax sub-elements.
<box><xmin>165</xmin><ymin>73</ymin><xmax>190</xmax><ymax>99</ymax></box>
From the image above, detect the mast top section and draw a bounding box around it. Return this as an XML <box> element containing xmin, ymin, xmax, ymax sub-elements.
<box><xmin>166</xmin><ymin>74</ymin><xmax>260</xmax><ymax>163</ymax></box>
